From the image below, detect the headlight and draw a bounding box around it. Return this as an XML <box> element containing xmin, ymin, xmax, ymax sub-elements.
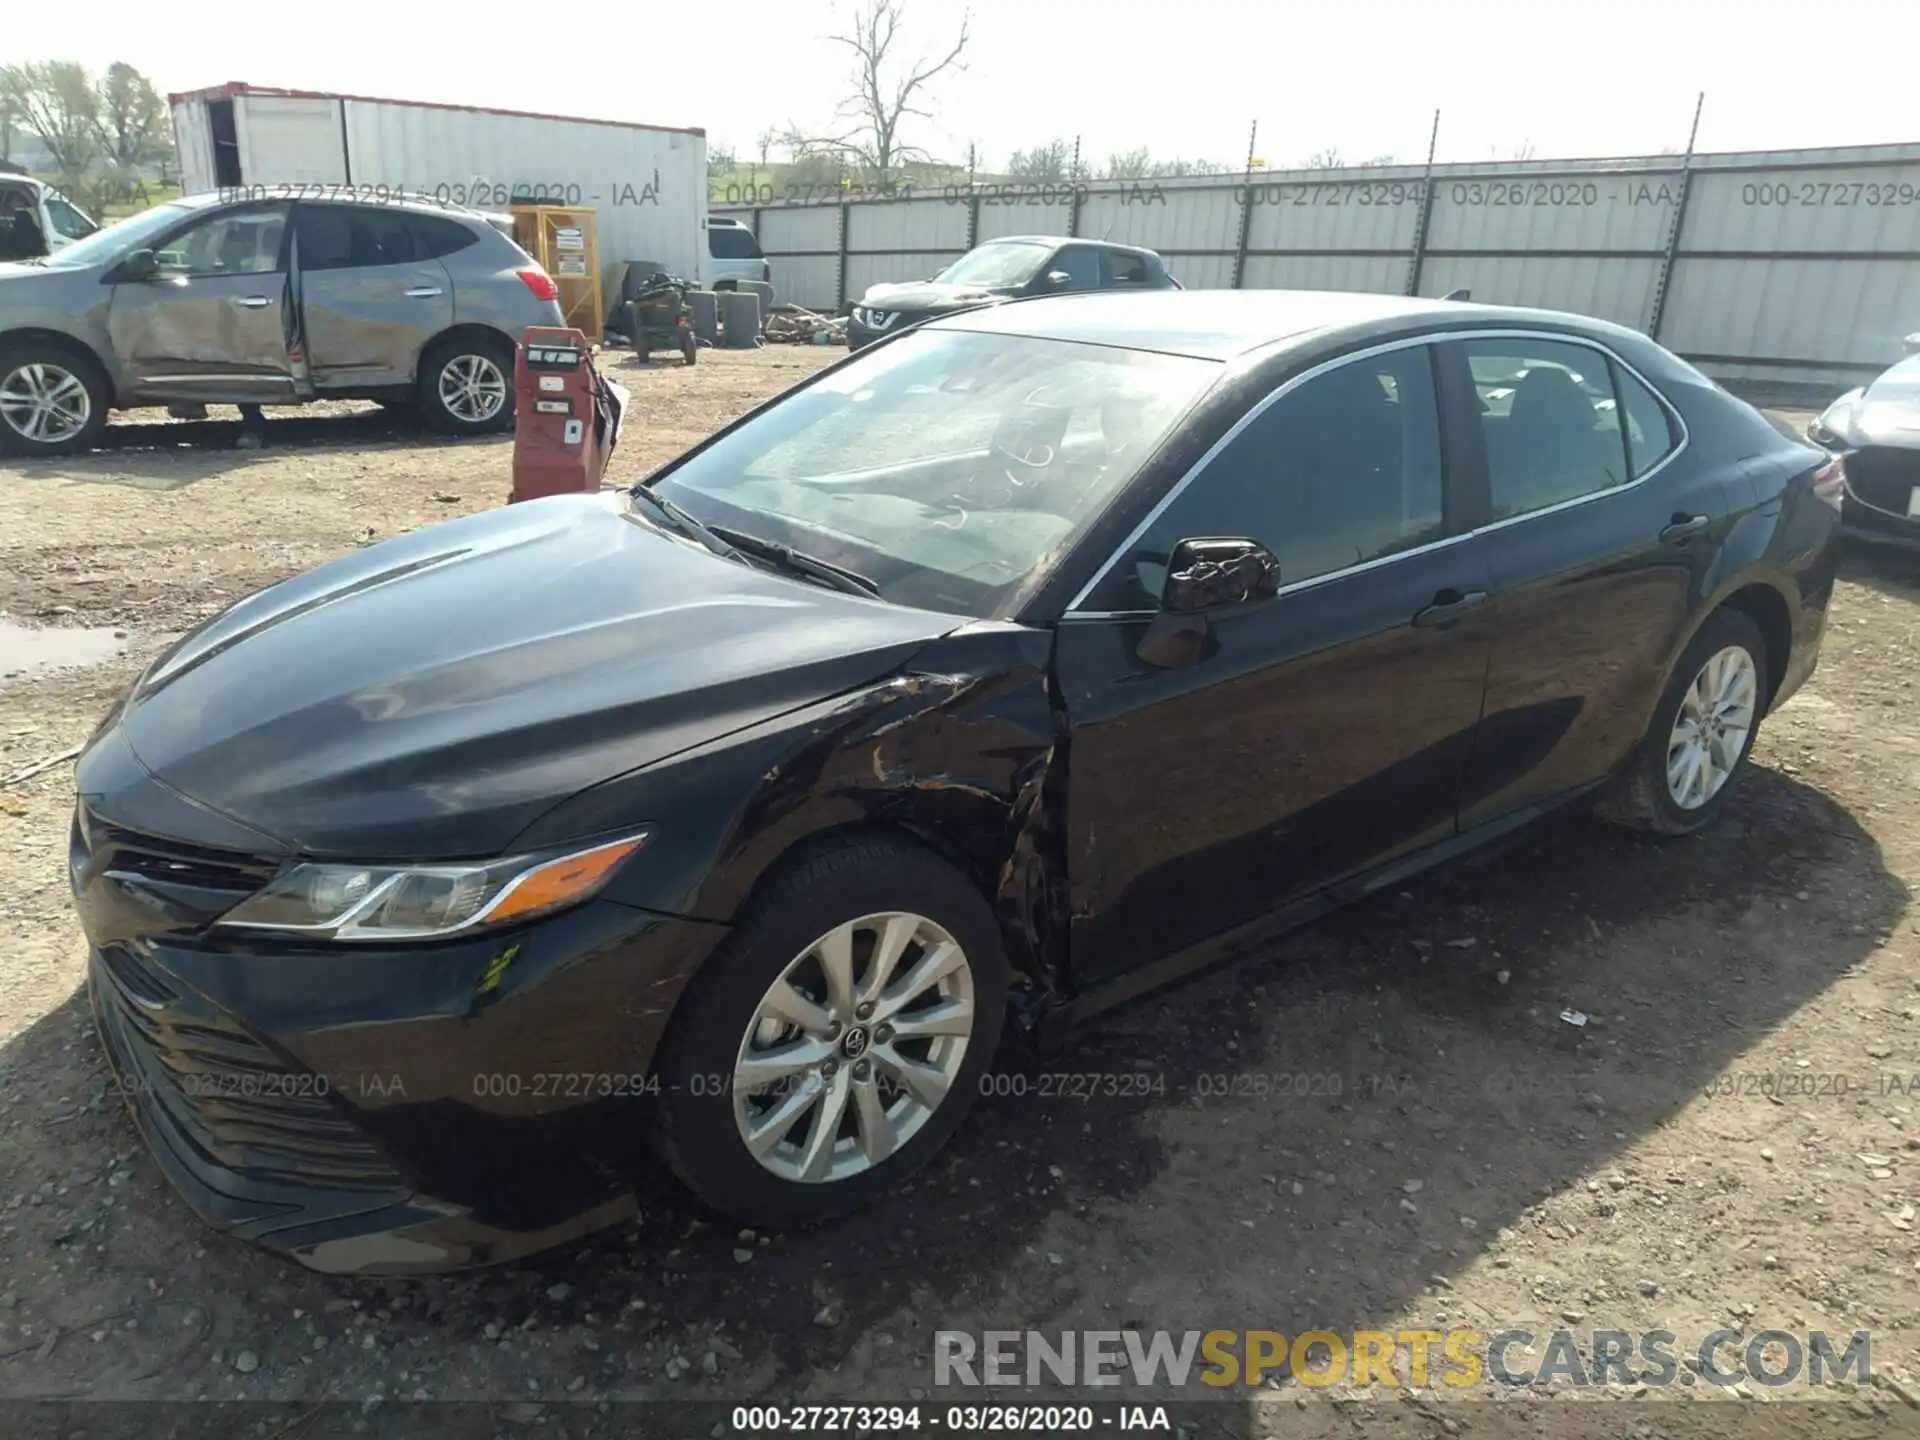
<box><xmin>850</xmin><ymin>306</ymin><xmax>870</xmax><ymax>326</ymax></box>
<box><xmin>217</xmin><ymin>831</ymin><xmax>651</xmax><ymax>942</ymax></box>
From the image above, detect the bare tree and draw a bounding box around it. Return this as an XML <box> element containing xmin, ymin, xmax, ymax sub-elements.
<box><xmin>1006</xmin><ymin>139</ymin><xmax>1085</xmax><ymax>182</ymax></box>
<box><xmin>1299</xmin><ymin>148</ymin><xmax>1345</xmax><ymax>170</ymax></box>
<box><xmin>0</xmin><ymin>60</ymin><xmax>103</xmax><ymax>204</ymax></box>
<box><xmin>1104</xmin><ymin>147</ymin><xmax>1154</xmax><ymax>180</ymax></box>
<box><xmin>1491</xmin><ymin>140</ymin><xmax>1537</xmax><ymax>161</ymax></box>
<box><xmin>784</xmin><ymin>0</ymin><xmax>971</xmax><ymax>185</ymax></box>
<box><xmin>95</xmin><ymin>62</ymin><xmax>169</xmax><ymax>206</ymax></box>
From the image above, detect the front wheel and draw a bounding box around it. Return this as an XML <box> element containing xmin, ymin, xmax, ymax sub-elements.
<box><xmin>418</xmin><ymin>337</ymin><xmax>514</xmax><ymax>435</ymax></box>
<box><xmin>0</xmin><ymin>341</ymin><xmax>110</xmax><ymax>457</ymax></box>
<box><xmin>650</xmin><ymin>834</ymin><xmax>1007</xmax><ymax>1228</ymax></box>
<box><xmin>1597</xmin><ymin>608</ymin><xmax>1769</xmax><ymax>835</ymax></box>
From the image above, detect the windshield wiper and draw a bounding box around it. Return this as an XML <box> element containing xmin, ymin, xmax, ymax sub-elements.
<box><xmin>704</xmin><ymin>523</ymin><xmax>881</xmax><ymax>598</ymax></box>
<box><xmin>629</xmin><ymin>484</ymin><xmax>741</xmax><ymax>560</ymax></box>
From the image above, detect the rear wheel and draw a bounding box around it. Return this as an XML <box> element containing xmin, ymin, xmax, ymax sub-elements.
<box><xmin>0</xmin><ymin>341</ymin><xmax>109</xmax><ymax>457</ymax></box>
<box><xmin>418</xmin><ymin>336</ymin><xmax>514</xmax><ymax>435</ymax></box>
<box><xmin>650</xmin><ymin>834</ymin><xmax>1006</xmax><ymax>1228</ymax></box>
<box><xmin>1597</xmin><ymin>608</ymin><xmax>1769</xmax><ymax>835</ymax></box>
<box><xmin>681</xmin><ymin>330</ymin><xmax>697</xmax><ymax>366</ymax></box>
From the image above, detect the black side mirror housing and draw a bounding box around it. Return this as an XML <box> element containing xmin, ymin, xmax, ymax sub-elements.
<box><xmin>1161</xmin><ymin>537</ymin><xmax>1280</xmax><ymax>612</ymax></box>
<box><xmin>119</xmin><ymin>248</ymin><xmax>160</xmax><ymax>282</ymax></box>
<box><xmin>1137</xmin><ymin>538</ymin><xmax>1279</xmax><ymax>669</ymax></box>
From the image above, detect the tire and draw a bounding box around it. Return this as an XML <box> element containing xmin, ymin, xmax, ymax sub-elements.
<box><xmin>0</xmin><ymin>339</ymin><xmax>110</xmax><ymax>458</ymax></box>
<box><xmin>1596</xmin><ymin>608</ymin><xmax>1770</xmax><ymax>836</ymax></box>
<box><xmin>681</xmin><ymin>332</ymin><xmax>697</xmax><ymax>366</ymax></box>
<box><xmin>417</xmin><ymin>335</ymin><xmax>515</xmax><ymax>436</ymax></box>
<box><xmin>650</xmin><ymin>833</ymin><xmax>1008</xmax><ymax>1229</ymax></box>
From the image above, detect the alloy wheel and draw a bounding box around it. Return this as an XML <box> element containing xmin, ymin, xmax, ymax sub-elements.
<box><xmin>0</xmin><ymin>362</ymin><xmax>91</xmax><ymax>445</ymax></box>
<box><xmin>437</xmin><ymin>354</ymin><xmax>507</xmax><ymax>424</ymax></box>
<box><xmin>1666</xmin><ymin>644</ymin><xmax>1757</xmax><ymax>810</ymax></box>
<box><xmin>733</xmin><ymin>911</ymin><xmax>975</xmax><ymax>1184</ymax></box>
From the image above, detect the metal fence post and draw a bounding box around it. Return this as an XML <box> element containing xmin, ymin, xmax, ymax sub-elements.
<box><xmin>836</xmin><ymin>200</ymin><xmax>850</xmax><ymax>313</ymax></box>
<box><xmin>1648</xmin><ymin>92</ymin><xmax>1706</xmax><ymax>342</ymax></box>
<box><xmin>967</xmin><ymin>191</ymin><xmax>980</xmax><ymax>251</ymax></box>
<box><xmin>1231</xmin><ymin>120</ymin><xmax>1258</xmax><ymax>290</ymax></box>
<box><xmin>1068</xmin><ymin>137</ymin><xmax>1084</xmax><ymax>237</ymax></box>
<box><xmin>1403</xmin><ymin>110</ymin><xmax>1442</xmax><ymax>297</ymax></box>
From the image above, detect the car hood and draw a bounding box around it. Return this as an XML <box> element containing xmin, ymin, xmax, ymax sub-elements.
<box><xmin>107</xmin><ymin>492</ymin><xmax>962</xmax><ymax>859</ymax></box>
<box><xmin>859</xmin><ymin>280</ymin><xmax>1013</xmax><ymax>312</ymax></box>
<box><xmin>1815</xmin><ymin>356</ymin><xmax>1920</xmax><ymax>450</ymax></box>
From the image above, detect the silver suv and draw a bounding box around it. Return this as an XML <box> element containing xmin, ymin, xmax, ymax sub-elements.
<box><xmin>0</xmin><ymin>192</ymin><xmax>563</xmax><ymax>456</ymax></box>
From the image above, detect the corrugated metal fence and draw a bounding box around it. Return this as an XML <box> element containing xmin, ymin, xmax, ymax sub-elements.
<box><xmin>715</xmin><ymin>142</ymin><xmax>1920</xmax><ymax>396</ymax></box>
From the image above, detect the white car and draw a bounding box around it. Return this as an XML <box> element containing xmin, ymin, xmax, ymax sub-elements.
<box><xmin>0</xmin><ymin>175</ymin><xmax>100</xmax><ymax>259</ymax></box>
<box><xmin>706</xmin><ymin>215</ymin><xmax>771</xmax><ymax>295</ymax></box>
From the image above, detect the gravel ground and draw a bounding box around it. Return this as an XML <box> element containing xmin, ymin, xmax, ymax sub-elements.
<box><xmin>2</xmin><ymin>355</ymin><xmax>1918</xmax><ymax>1429</ymax></box>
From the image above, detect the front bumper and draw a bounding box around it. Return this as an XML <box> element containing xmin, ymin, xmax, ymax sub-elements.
<box><xmin>1840</xmin><ymin>445</ymin><xmax>1920</xmax><ymax>550</ymax></box>
<box><xmin>74</xmin><ymin>805</ymin><xmax>726</xmax><ymax>1274</ymax></box>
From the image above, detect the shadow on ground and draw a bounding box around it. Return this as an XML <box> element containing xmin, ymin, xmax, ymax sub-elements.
<box><xmin>0</xmin><ymin>763</ymin><xmax>1897</xmax><ymax>1408</ymax></box>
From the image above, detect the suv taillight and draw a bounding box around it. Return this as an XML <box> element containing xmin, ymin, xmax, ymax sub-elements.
<box><xmin>517</xmin><ymin>268</ymin><xmax>559</xmax><ymax>302</ymax></box>
<box><xmin>1811</xmin><ymin>456</ymin><xmax>1846</xmax><ymax>512</ymax></box>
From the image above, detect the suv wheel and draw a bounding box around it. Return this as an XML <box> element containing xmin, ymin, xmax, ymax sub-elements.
<box><xmin>650</xmin><ymin>834</ymin><xmax>1007</xmax><ymax>1228</ymax></box>
<box><xmin>418</xmin><ymin>336</ymin><xmax>514</xmax><ymax>435</ymax></box>
<box><xmin>0</xmin><ymin>341</ymin><xmax>109</xmax><ymax>457</ymax></box>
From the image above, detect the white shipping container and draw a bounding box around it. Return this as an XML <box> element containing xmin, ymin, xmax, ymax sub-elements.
<box><xmin>168</xmin><ymin>83</ymin><xmax>711</xmax><ymax>290</ymax></box>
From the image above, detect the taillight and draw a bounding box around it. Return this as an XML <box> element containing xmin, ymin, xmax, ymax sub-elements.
<box><xmin>1811</xmin><ymin>456</ymin><xmax>1846</xmax><ymax>512</ymax></box>
<box><xmin>517</xmin><ymin>268</ymin><xmax>559</xmax><ymax>302</ymax></box>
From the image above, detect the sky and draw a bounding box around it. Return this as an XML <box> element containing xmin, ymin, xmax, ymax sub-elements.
<box><xmin>10</xmin><ymin>0</ymin><xmax>1919</xmax><ymax>170</ymax></box>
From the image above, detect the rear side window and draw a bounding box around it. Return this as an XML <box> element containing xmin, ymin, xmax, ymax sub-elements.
<box><xmin>348</xmin><ymin>208</ymin><xmax>417</xmax><ymax>267</ymax></box>
<box><xmin>1612</xmin><ymin>361</ymin><xmax>1678</xmax><ymax>477</ymax></box>
<box><xmin>1463</xmin><ymin>338</ymin><xmax>1630</xmax><ymax>521</ymax></box>
<box><xmin>709</xmin><ymin>225</ymin><xmax>762</xmax><ymax>259</ymax></box>
<box><xmin>296</xmin><ymin>205</ymin><xmax>420</xmax><ymax>271</ymax></box>
<box><xmin>1104</xmin><ymin>251</ymin><xmax>1151</xmax><ymax>286</ymax></box>
<box><xmin>409</xmin><ymin>214</ymin><xmax>479</xmax><ymax>260</ymax></box>
<box><xmin>1048</xmin><ymin>246</ymin><xmax>1101</xmax><ymax>290</ymax></box>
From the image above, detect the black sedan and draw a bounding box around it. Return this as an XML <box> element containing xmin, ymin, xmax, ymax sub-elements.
<box><xmin>845</xmin><ymin>235</ymin><xmax>1176</xmax><ymax>350</ymax></box>
<box><xmin>1806</xmin><ymin>338</ymin><xmax>1920</xmax><ymax>549</ymax></box>
<box><xmin>72</xmin><ymin>289</ymin><xmax>1841</xmax><ymax>1274</ymax></box>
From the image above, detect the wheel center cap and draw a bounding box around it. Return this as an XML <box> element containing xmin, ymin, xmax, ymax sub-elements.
<box><xmin>840</xmin><ymin>1026</ymin><xmax>870</xmax><ymax>1059</ymax></box>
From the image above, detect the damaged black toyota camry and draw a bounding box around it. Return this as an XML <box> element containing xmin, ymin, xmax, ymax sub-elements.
<box><xmin>71</xmin><ymin>289</ymin><xmax>1841</xmax><ymax>1274</ymax></box>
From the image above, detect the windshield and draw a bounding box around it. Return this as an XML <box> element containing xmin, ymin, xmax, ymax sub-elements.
<box><xmin>934</xmin><ymin>241</ymin><xmax>1052</xmax><ymax>289</ymax></box>
<box><xmin>43</xmin><ymin>200</ymin><xmax>196</xmax><ymax>268</ymax></box>
<box><xmin>649</xmin><ymin>329</ymin><xmax>1220</xmax><ymax>618</ymax></box>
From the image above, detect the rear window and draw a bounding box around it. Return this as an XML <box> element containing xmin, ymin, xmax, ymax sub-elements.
<box><xmin>709</xmin><ymin>225</ymin><xmax>762</xmax><ymax>259</ymax></box>
<box><xmin>410</xmin><ymin>214</ymin><xmax>479</xmax><ymax>259</ymax></box>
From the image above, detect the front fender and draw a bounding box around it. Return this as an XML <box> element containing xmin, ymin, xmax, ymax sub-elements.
<box><xmin>508</xmin><ymin>623</ymin><xmax>1064</xmax><ymax>988</ymax></box>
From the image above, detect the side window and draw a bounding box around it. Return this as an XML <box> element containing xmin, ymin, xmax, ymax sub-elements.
<box><xmin>1104</xmin><ymin>251</ymin><xmax>1151</xmax><ymax>286</ymax></box>
<box><xmin>409</xmin><ymin>214</ymin><xmax>478</xmax><ymax>260</ymax></box>
<box><xmin>154</xmin><ymin>204</ymin><xmax>289</xmax><ymax>276</ymax></box>
<box><xmin>293</xmin><ymin>205</ymin><xmax>355</xmax><ymax>271</ymax></box>
<box><xmin>44</xmin><ymin>198</ymin><xmax>95</xmax><ymax>240</ymax></box>
<box><xmin>347</xmin><ymin>208</ymin><xmax>417</xmax><ymax>267</ymax></box>
<box><xmin>1046</xmin><ymin>245</ymin><xmax>1101</xmax><ymax>291</ymax></box>
<box><xmin>1463</xmin><ymin>337</ymin><xmax>1630</xmax><ymax>521</ymax></box>
<box><xmin>1092</xmin><ymin>345</ymin><xmax>1447</xmax><ymax>610</ymax></box>
<box><xmin>1612</xmin><ymin>360</ymin><xmax>1678</xmax><ymax>477</ymax></box>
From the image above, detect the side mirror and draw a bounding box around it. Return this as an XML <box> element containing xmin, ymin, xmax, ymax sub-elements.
<box><xmin>120</xmin><ymin>249</ymin><xmax>160</xmax><ymax>282</ymax></box>
<box><xmin>1161</xmin><ymin>537</ymin><xmax>1279</xmax><ymax>612</ymax></box>
<box><xmin>1904</xmin><ymin>333</ymin><xmax>1920</xmax><ymax>358</ymax></box>
<box><xmin>1137</xmin><ymin>538</ymin><xmax>1279</xmax><ymax>669</ymax></box>
<box><xmin>1044</xmin><ymin>270</ymin><xmax>1072</xmax><ymax>289</ymax></box>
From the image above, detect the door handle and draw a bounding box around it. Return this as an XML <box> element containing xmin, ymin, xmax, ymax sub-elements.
<box><xmin>1660</xmin><ymin>514</ymin><xmax>1711</xmax><ymax>544</ymax></box>
<box><xmin>403</xmin><ymin>286</ymin><xmax>444</xmax><ymax>298</ymax></box>
<box><xmin>230</xmin><ymin>295</ymin><xmax>273</xmax><ymax>309</ymax></box>
<box><xmin>1411</xmin><ymin>589</ymin><xmax>1488</xmax><ymax>628</ymax></box>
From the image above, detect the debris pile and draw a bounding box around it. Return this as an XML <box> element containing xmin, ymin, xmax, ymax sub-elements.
<box><xmin>763</xmin><ymin>304</ymin><xmax>848</xmax><ymax>345</ymax></box>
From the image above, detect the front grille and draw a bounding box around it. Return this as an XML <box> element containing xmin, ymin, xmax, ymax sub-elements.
<box><xmin>75</xmin><ymin>804</ymin><xmax>276</xmax><ymax>897</ymax></box>
<box><xmin>94</xmin><ymin>943</ymin><xmax>403</xmax><ymax>1194</ymax></box>
<box><xmin>1843</xmin><ymin>446</ymin><xmax>1920</xmax><ymax>514</ymax></box>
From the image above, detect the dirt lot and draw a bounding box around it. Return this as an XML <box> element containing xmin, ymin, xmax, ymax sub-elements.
<box><xmin>2</xmin><ymin>350</ymin><xmax>1918</xmax><ymax>1430</ymax></box>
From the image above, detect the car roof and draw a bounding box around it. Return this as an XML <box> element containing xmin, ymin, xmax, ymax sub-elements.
<box><xmin>923</xmin><ymin>288</ymin><xmax>1635</xmax><ymax>361</ymax></box>
<box><xmin>979</xmin><ymin>234</ymin><xmax>1152</xmax><ymax>255</ymax></box>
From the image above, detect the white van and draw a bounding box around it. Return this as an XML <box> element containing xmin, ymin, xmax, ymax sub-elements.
<box><xmin>0</xmin><ymin>175</ymin><xmax>100</xmax><ymax>260</ymax></box>
<box><xmin>707</xmin><ymin>216</ymin><xmax>771</xmax><ymax>294</ymax></box>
